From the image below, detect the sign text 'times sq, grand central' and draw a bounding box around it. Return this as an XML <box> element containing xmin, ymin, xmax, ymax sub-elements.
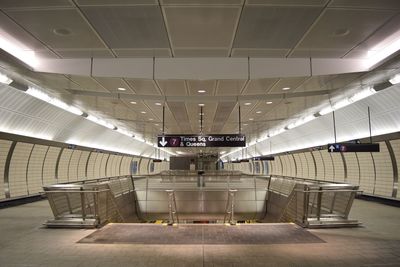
<box><xmin>157</xmin><ymin>134</ymin><xmax>246</xmax><ymax>148</ymax></box>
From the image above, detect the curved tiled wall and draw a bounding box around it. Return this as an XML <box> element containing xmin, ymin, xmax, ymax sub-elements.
<box><xmin>226</xmin><ymin>140</ymin><xmax>400</xmax><ymax>200</ymax></box>
<box><xmin>0</xmin><ymin>136</ymin><xmax>169</xmax><ymax>201</ymax></box>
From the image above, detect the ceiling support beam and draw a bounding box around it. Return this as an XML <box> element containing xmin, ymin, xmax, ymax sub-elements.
<box><xmin>66</xmin><ymin>88</ymin><xmax>335</xmax><ymax>102</ymax></box>
<box><xmin>33</xmin><ymin>57</ymin><xmax>371</xmax><ymax>79</ymax></box>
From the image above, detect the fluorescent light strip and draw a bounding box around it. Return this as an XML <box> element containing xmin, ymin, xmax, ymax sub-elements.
<box><xmin>0</xmin><ymin>73</ymin><xmax>13</xmax><ymax>85</ymax></box>
<box><xmin>86</xmin><ymin>115</ymin><xmax>115</xmax><ymax>130</ymax></box>
<box><xmin>26</xmin><ymin>87</ymin><xmax>83</xmax><ymax>116</ymax></box>
<box><xmin>0</xmin><ymin>34</ymin><xmax>39</xmax><ymax>67</ymax></box>
<box><xmin>389</xmin><ymin>74</ymin><xmax>400</xmax><ymax>85</ymax></box>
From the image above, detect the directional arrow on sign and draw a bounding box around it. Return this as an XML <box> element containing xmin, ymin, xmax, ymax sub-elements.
<box><xmin>159</xmin><ymin>136</ymin><xmax>167</xmax><ymax>147</ymax></box>
<box><xmin>329</xmin><ymin>145</ymin><xmax>335</xmax><ymax>152</ymax></box>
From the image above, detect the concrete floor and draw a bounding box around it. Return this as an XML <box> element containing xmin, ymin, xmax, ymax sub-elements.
<box><xmin>0</xmin><ymin>199</ymin><xmax>399</xmax><ymax>267</ymax></box>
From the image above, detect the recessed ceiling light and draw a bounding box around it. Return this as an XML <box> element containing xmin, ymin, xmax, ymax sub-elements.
<box><xmin>198</xmin><ymin>103</ymin><xmax>205</xmax><ymax>106</ymax></box>
<box><xmin>266</xmin><ymin>101</ymin><xmax>273</xmax><ymax>104</ymax></box>
<box><xmin>117</xmin><ymin>87</ymin><xmax>126</xmax><ymax>91</ymax></box>
<box><xmin>130</xmin><ymin>101</ymin><xmax>137</xmax><ymax>104</ymax></box>
<box><xmin>198</xmin><ymin>90</ymin><xmax>206</xmax><ymax>93</ymax></box>
<box><xmin>256</xmin><ymin>111</ymin><xmax>262</xmax><ymax>114</ymax></box>
<box><xmin>282</xmin><ymin>87</ymin><xmax>290</xmax><ymax>91</ymax></box>
<box><xmin>243</xmin><ymin>123</ymin><xmax>248</xmax><ymax>126</ymax></box>
<box><xmin>155</xmin><ymin>102</ymin><xmax>162</xmax><ymax>106</ymax></box>
<box><xmin>149</xmin><ymin>118</ymin><xmax>153</xmax><ymax>121</ymax></box>
<box><xmin>155</xmin><ymin>123</ymin><xmax>159</xmax><ymax>126</ymax></box>
<box><xmin>333</xmin><ymin>28</ymin><xmax>350</xmax><ymax>37</ymax></box>
<box><xmin>249</xmin><ymin>118</ymin><xmax>254</xmax><ymax>121</ymax></box>
<box><xmin>141</xmin><ymin>111</ymin><xmax>146</xmax><ymax>114</ymax></box>
<box><xmin>53</xmin><ymin>28</ymin><xmax>72</xmax><ymax>36</ymax></box>
<box><xmin>244</xmin><ymin>102</ymin><xmax>251</xmax><ymax>106</ymax></box>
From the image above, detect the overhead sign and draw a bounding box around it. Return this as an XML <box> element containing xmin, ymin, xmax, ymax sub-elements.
<box><xmin>158</xmin><ymin>134</ymin><xmax>246</xmax><ymax>148</ymax></box>
<box><xmin>328</xmin><ymin>143</ymin><xmax>380</xmax><ymax>153</ymax></box>
<box><xmin>253</xmin><ymin>156</ymin><xmax>275</xmax><ymax>161</ymax></box>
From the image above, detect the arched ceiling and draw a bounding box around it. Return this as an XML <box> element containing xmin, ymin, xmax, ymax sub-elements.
<box><xmin>1</xmin><ymin>0</ymin><xmax>400</xmax><ymax>157</ymax></box>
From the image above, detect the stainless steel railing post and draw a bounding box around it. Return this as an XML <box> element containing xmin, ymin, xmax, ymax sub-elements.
<box><xmin>80</xmin><ymin>187</ymin><xmax>86</xmax><ymax>221</ymax></box>
<box><xmin>316</xmin><ymin>187</ymin><xmax>322</xmax><ymax>221</ymax></box>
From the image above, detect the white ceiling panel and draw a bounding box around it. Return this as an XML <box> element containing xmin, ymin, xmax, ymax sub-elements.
<box><xmin>94</xmin><ymin>77</ymin><xmax>134</xmax><ymax>93</ymax></box>
<box><xmin>173</xmin><ymin>49</ymin><xmax>229</xmax><ymax>57</ymax></box>
<box><xmin>0</xmin><ymin>12</ymin><xmax>49</xmax><ymax>51</ymax></box>
<box><xmin>4</xmin><ymin>9</ymin><xmax>106</xmax><ymax>49</ymax></box>
<box><xmin>77</xmin><ymin>0</ymin><xmax>157</xmax><ymax>5</ymax></box>
<box><xmin>231</xmin><ymin>49</ymin><xmax>289</xmax><ymax>57</ymax></box>
<box><xmin>55</xmin><ymin>49</ymin><xmax>114</xmax><ymax>58</ymax></box>
<box><xmin>329</xmin><ymin>0</ymin><xmax>400</xmax><ymax>10</ymax></box>
<box><xmin>164</xmin><ymin>6</ymin><xmax>240</xmax><ymax>48</ymax></box>
<box><xmin>289</xmin><ymin>49</ymin><xmax>348</xmax><ymax>58</ymax></box>
<box><xmin>234</xmin><ymin>6</ymin><xmax>322</xmax><ymax>48</ymax></box>
<box><xmin>161</xmin><ymin>0</ymin><xmax>243</xmax><ymax>5</ymax></box>
<box><xmin>113</xmin><ymin>48</ymin><xmax>171</xmax><ymax>57</ymax></box>
<box><xmin>246</xmin><ymin>0</ymin><xmax>328</xmax><ymax>5</ymax></box>
<box><xmin>268</xmin><ymin>77</ymin><xmax>308</xmax><ymax>93</ymax></box>
<box><xmin>242</xmin><ymin>79</ymin><xmax>277</xmax><ymax>95</ymax></box>
<box><xmin>126</xmin><ymin>79</ymin><xmax>160</xmax><ymax>95</ymax></box>
<box><xmin>81</xmin><ymin>6</ymin><xmax>170</xmax><ymax>48</ymax></box>
<box><xmin>187</xmin><ymin>80</ymin><xmax>216</xmax><ymax>95</ymax></box>
<box><xmin>156</xmin><ymin>80</ymin><xmax>187</xmax><ymax>96</ymax></box>
<box><xmin>216</xmin><ymin>80</ymin><xmax>246</xmax><ymax>95</ymax></box>
<box><xmin>344</xmin><ymin>14</ymin><xmax>400</xmax><ymax>58</ymax></box>
<box><xmin>67</xmin><ymin>75</ymin><xmax>109</xmax><ymax>92</ymax></box>
<box><xmin>297</xmin><ymin>9</ymin><xmax>396</xmax><ymax>50</ymax></box>
<box><xmin>32</xmin><ymin>73</ymin><xmax>81</xmax><ymax>92</ymax></box>
<box><xmin>0</xmin><ymin>0</ymin><xmax>72</xmax><ymax>8</ymax></box>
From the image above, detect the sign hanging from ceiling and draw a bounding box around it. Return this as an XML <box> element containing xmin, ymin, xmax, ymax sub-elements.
<box><xmin>327</xmin><ymin>143</ymin><xmax>380</xmax><ymax>153</ymax></box>
<box><xmin>158</xmin><ymin>134</ymin><xmax>246</xmax><ymax>148</ymax></box>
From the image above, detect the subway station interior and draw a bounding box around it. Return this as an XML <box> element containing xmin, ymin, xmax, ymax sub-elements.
<box><xmin>1</xmin><ymin>1</ymin><xmax>400</xmax><ymax>267</ymax></box>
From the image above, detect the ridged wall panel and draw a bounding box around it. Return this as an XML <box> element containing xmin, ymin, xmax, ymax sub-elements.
<box><xmin>27</xmin><ymin>145</ymin><xmax>48</xmax><ymax>194</ymax></box>
<box><xmin>8</xmin><ymin>142</ymin><xmax>33</xmax><ymax>197</ymax></box>
<box><xmin>343</xmin><ymin>152</ymin><xmax>360</xmax><ymax>186</ymax></box>
<box><xmin>86</xmin><ymin>152</ymin><xmax>98</xmax><ymax>180</ymax></box>
<box><xmin>68</xmin><ymin>150</ymin><xmax>82</xmax><ymax>182</ymax></box>
<box><xmin>320</xmin><ymin>150</ymin><xmax>334</xmax><ymax>182</ymax></box>
<box><xmin>357</xmin><ymin>152</ymin><xmax>375</xmax><ymax>194</ymax></box>
<box><xmin>331</xmin><ymin>153</ymin><xmax>345</xmax><ymax>182</ymax></box>
<box><xmin>0</xmin><ymin>140</ymin><xmax>12</xmax><ymax>199</ymax></box>
<box><xmin>312</xmin><ymin>151</ymin><xmax>325</xmax><ymax>180</ymax></box>
<box><xmin>77</xmin><ymin>151</ymin><xmax>90</xmax><ymax>180</ymax></box>
<box><xmin>371</xmin><ymin>142</ymin><xmax>393</xmax><ymax>197</ymax></box>
<box><xmin>389</xmin><ymin>139</ymin><xmax>400</xmax><ymax>199</ymax></box>
<box><xmin>57</xmin><ymin>149</ymin><xmax>73</xmax><ymax>183</ymax></box>
<box><xmin>42</xmin><ymin>147</ymin><xmax>61</xmax><ymax>186</ymax></box>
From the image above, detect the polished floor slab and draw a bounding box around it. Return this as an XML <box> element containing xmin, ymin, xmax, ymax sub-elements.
<box><xmin>0</xmin><ymin>199</ymin><xmax>400</xmax><ymax>266</ymax></box>
<box><xmin>79</xmin><ymin>223</ymin><xmax>324</xmax><ymax>245</ymax></box>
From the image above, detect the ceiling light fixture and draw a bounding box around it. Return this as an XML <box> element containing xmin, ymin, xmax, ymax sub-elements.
<box><xmin>141</xmin><ymin>111</ymin><xmax>146</xmax><ymax>114</ymax></box>
<box><xmin>198</xmin><ymin>90</ymin><xmax>206</xmax><ymax>93</ymax></box>
<box><xmin>266</xmin><ymin>101</ymin><xmax>273</xmax><ymax>104</ymax></box>
<box><xmin>86</xmin><ymin>115</ymin><xmax>116</xmax><ymax>130</ymax></box>
<box><xmin>244</xmin><ymin>102</ymin><xmax>251</xmax><ymax>106</ymax></box>
<box><xmin>249</xmin><ymin>118</ymin><xmax>254</xmax><ymax>121</ymax></box>
<box><xmin>198</xmin><ymin>103</ymin><xmax>205</xmax><ymax>106</ymax></box>
<box><xmin>149</xmin><ymin>118</ymin><xmax>154</xmax><ymax>121</ymax></box>
<box><xmin>26</xmin><ymin>87</ymin><xmax>83</xmax><ymax>116</ymax></box>
<box><xmin>389</xmin><ymin>74</ymin><xmax>400</xmax><ymax>85</ymax></box>
<box><xmin>256</xmin><ymin>111</ymin><xmax>262</xmax><ymax>114</ymax></box>
<box><xmin>117</xmin><ymin>87</ymin><xmax>126</xmax><ymax>91</ymax></box>
<box><xmin>130</xmin><ymin>101</ymin><xmax>137</xmax><ymax>104</ymax></box>
<box><xmin>0</xmin><ymin>73</ymin><xmax>13</xmax><ymax>84</ymax></box>
<box><xmin>282</xmin><ymin>87</ymin><xmax>291</xmax><ymax>91</ymax></box>
<box><xmin>0</xmin><ymin>34</ymin><xmax>39</xmax><ymax>67</ymax></box>
<box><xmin>155</xmin><ymin>102</ymin><xmax>162</xmax><ymax>106</ymax></box>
